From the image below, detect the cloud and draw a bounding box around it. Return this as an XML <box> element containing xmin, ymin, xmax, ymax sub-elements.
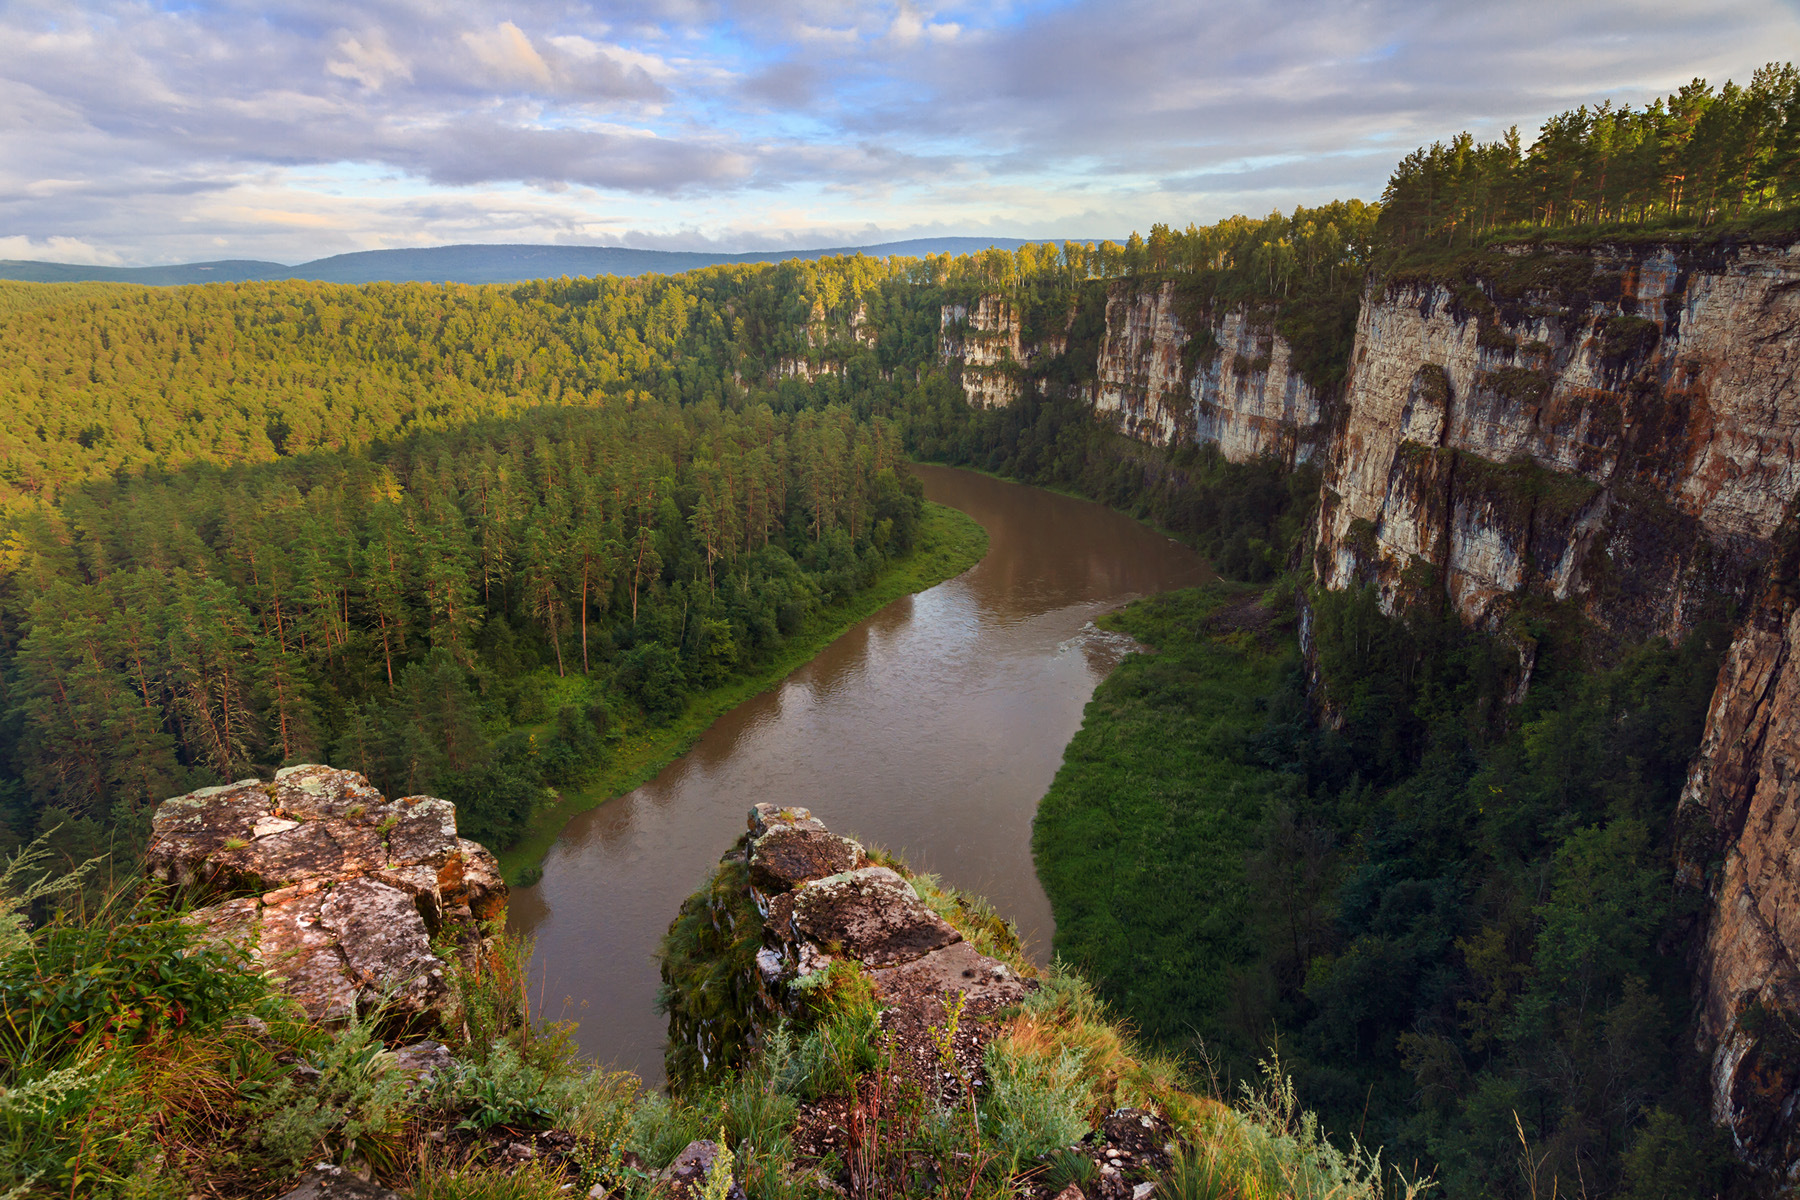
<box><xmin>461</xmin><ymin>21</ymin><xmax>554</xmax><ymax>88</ymax></box>
<box><xmin>0</xmin><ymin>0</ymin><xmax>1795</xmax><ymax>263</ymax></box>
<box><xmin>326</xmin><ymin>30</ymin><xmax>412</xmax><ymax>90</ymax></box>
<box><xmin>0</xmin><ymin>235</ymin><xmax>126</xmax><ymax>265</ymax></box>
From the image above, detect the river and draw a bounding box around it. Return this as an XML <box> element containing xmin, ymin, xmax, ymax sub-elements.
<box><xmin>507</xmin><ymin>465</ymin><xmax>1211</xmax><ymax>1081</ymax></box>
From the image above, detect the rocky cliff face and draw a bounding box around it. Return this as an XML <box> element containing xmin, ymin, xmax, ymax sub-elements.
<box><xmin>1293</xmin><ymin>238</ymin><xmax>1800</xmax><ymax>1182</ymax></box>
<box><xmin>1193</xmin><ymin>307</ymin><xmax>1332</xmax><ymax>465</ymax></box>
<box><xmin>1675</xmin><ymin>575</ymin><xmax>1800</xmax><ymax>1181</ymax></box>
<box><xmin>1091</xmin><ymin>283</ymin><xmax>1189</xmax><ymax>443</ymax></box>
<box><xmin>937</xmin><ymin>284</ymin><xmax>1329</xmax><ymax>462</ymax></box>
<box><xmin>1089</xmin><ymin>282</ymin><xmax>1329</xmax><ymax>461</ymax></box>
<box><xmin>148</xmin><ymin>764</ymin><xmax>505</xmax><ymax>1024</ymax></box>
<box><xmin>1313</xmin><ymin>242</ymin><xmax>1800</xmax><ymax>642</ymax></box>
<box><xmin>940</xmin><ymin>296</ymin><xmax>1026</xmax><ymax>408</ymax></box>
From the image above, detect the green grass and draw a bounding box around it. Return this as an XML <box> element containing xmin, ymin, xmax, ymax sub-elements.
<box><xmin>1031</xmin><ymin>584</ymin><xmax>1296</xmax><ymax>1047</ymax></box>
<box><xmin>497</xmin><ymin>501</ymin><xmax>988</xmax><ymax>881</ymax></box>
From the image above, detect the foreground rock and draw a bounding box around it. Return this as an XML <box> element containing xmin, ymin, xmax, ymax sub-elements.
<box><xmin>667</xmin><ymin>803</ymin><xmax>1031</xmax><ymax>1103</ymax></box>
<box><xmin>148</xmin><ymin>764</ymin><xmax>506</xmax><ymax>1024</ymax></box>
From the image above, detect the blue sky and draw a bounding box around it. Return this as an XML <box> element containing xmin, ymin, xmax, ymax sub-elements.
<box><xmin>2</xmin><ymin>0</ymin><xmax>1795</xmax><ymax>265</ymax></box>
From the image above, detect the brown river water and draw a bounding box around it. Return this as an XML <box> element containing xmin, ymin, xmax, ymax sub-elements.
<box><xmin>508</xmin><ymin>465</ymin><xmax>1211</xmax><ymax>1082</ymax></box>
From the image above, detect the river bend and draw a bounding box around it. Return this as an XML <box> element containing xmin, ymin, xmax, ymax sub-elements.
<box><xmin>509</xmin><ymin>465</ymin><xmax>1211</xmax><ymax>1080</ymax></box>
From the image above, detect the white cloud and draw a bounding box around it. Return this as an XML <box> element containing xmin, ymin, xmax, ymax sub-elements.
<box><xmin>0</xmin><ymin>0</ymin><xmax>1795</xmax><ymax>263</ymax></box>
<box><xmin>461</xmin><ymin>21</ymin><xmax>554</xmax><ymax>88</ymax></box>
<box><xmin>0</xmin><ymin>235</ymin><xmax>124</xmax><ymax>265</ymax></box>
<box><xmin>327</xmin><ymin>30</ymin><xmax>412</xmax><ymax>90</ymax></box>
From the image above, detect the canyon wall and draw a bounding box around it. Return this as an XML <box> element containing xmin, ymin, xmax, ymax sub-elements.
<box><xmin>1310</xmin><ymin>238</ymin><xmax>1800</xmax><ymax>1182</ymax></box>
<box><xmin>938</xmin><ymin>282</ymin><xmax>1329</xmax><ymax>463</ymax></box>
<box><xmin>1312</xmin><ymin>242</ymin><xmax>1800</xmax><ymax>642</ymax></box>
<box><xmin>1047</xmin><ymin>239</ymin><xmax>1800</xmax><ymax>1180</ymax></box>
<box><xmin>1674</xmin><ymin>575</ymin><xmax>1800</xmax><ymax>1179</ymax></box>
<box><xmin>939</xmin><ymin>295</ymin><xmax>1026</xmax><ymax>408</ymax></box>
<box><xmin>1088</xmin><ymin>282</ymin><xmax>1331</xmax><ymax>460</ymax></box>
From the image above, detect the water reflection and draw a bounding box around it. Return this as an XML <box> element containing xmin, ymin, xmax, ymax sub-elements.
<box><xmin>509</xmin><ymin>465</ymin><xmax>1211</xmax><ymax>1082</ymax></box>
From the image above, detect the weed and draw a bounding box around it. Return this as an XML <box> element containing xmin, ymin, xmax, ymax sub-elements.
<box><xmin>408</xmin><ymin>1156</ymin><xmax>575</xmax><ymax>1200</ymax></box>
<box><xmin>251</xmin><ymin>1011</ymin><xmax>409</xmax><ymax>1175</ymax></box>
<box><xmin>1041</xmin><ymin>1148</ymin><xmax>1098</xmax><ymax>1190</ymax></box>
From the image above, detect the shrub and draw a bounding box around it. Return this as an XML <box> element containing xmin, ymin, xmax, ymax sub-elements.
<box><xmin>0</xmin><ymin>893</ymin><xmax>263</xmax><ymax>1065</ymax></box>
<box><xmin>251</xmin><ymin>1013</ymin><xmax>409</xmax><ymax>1175</ymax></box>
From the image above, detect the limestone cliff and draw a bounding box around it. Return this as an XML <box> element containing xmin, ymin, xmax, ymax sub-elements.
<box><xmin>939</xmin><ymin>296</ymin><xmax>1026</xmax><ymax>408</ymax></box>
<box><xmin>1312</xmin><ymin>241</ymin><xmax>1800</xmax><ymax>642</ymax></box>
<box><xmin>937</xmin><ymin>283</ymin><xmax>1330</xmax><ymax>462</ymax></box>
<box><xmin>1089</xmin><ymin>282</ymin><xmax>1331</xmax><ymax>460</ymax></box>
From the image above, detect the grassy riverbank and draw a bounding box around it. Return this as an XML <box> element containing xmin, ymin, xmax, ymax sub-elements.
<box><xmin>1031</xmin><ymin>583</ymin><xmax>1298</xmax><ymax>1049</ymax></box>
<box><xmin>497</xmin><ymin>500</ymin><xmax>989</xmax><ymax>881</ymax></box>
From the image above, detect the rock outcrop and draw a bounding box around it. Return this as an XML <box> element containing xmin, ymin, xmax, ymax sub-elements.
<box><xmin>1314</xmin><ymin>241</ymin><xmax>1800</xmax><ymax>641</ymax></box>
<box><xmin>1192</xmin><ymin>307</ymin><xmax>1331</xmax><ymax>465</ymax></box>
<box><xmin>938</xmin><ymin>283</ymin><xmax>1330</xmax><ymax>462</ymax></box>
<box><xmin>148</xmin><ymin>764</ymin><xmax>505</xmax><ymax>1024</ymax></box>
<box><xmin>664</xmin><ymin>803</ymin><xmax>1031</xmax><ymax>1089</ymax></box>
<box><xmin>1092</xmin><ymin>282</ymin><xmax>1190</xmax><ymax>443</ymax></box>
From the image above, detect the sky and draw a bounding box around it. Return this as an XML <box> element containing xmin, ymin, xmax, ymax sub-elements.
<box><xmin>1</xmin><ymin>0</ymin><xmax>1795</xmax><ymax>266</ymax></box>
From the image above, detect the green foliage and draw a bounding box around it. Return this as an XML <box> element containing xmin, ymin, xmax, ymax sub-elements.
<box><xmin>1601</xmin><ymin>314</ymin><xmax>1662</xmax><ymax>361</ymax></box>
<box><xmin>1033</xmin><ymin>585</ymin><xmax>1298</xmax><ymax>1047</ymax></box>
<box><xmin>656</xmin><ymin>857</ymin><xmax>766</xmax><ymax>1092</ymax></box>
<box><xmin>252</xmin><ymin>1013</ymin><xmax>410</xmax><ymax>1174</ymax></box>
<box><xmin>409</xmin><ymin>1157</ymin><xmax>579</xmax><ymax>1200</ymax></box>
<box><xmin>979</xmin><ymin>1041</ymin><xmax>1089</xmax><ymax>1173</ymax></box>
<box><xmin>1377</xmin><ymin>63</ymin><xmax>1800</xmax><ymax>245</ymax></box>
<box><xmin>1035</xmin><ymin>565</ymin><xmax>1736</xmax><ymax>1195</ymax></box>
<box><xmin>0</xmin><ymin>892</ymin><xmax>262</xmax><ymax>1064</ymax></box>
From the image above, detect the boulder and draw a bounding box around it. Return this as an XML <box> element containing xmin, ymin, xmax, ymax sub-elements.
<box><xmin>870</xmin><ymin>940</ymin><xmax>1029</xmax><ymax>1011</ymax></box>
<box><xmin>748</xmin><ymin>825</ymin><xmax>862</xmax><ymax>894</ymax></box>
<box><xmin>747</xmin><ymin>802</ymin><xmax>828</xmax><ymax>840</ymax></box>
<box><xmin>150</xmin><ymin>765</ymin><xmax>505</xmax><ymax>1024</ymax></box>
<box><xmin>790</xmin><ymin>867</ymin><xmax>960</xmax><ymax>969</ymax></box>
<box><xmin>659</xmin><ymin>1139</ymin><xmax>746</xmax><ymax>1200</ymax></box>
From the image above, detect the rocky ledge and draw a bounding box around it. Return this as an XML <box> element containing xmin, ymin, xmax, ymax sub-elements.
<box><xmin>746</xmin><ymin>802</ymin><xmax>1031</xmax><ymax>1037</ymax></box>
<box><xmin>147</xmin><ymin>764</ymin><xmax>506</xmax><ymax>1024</ymax></box>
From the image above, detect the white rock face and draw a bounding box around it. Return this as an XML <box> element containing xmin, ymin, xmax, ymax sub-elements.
<box><xmin>940</xmin><ymin>295</ymin><xmax>1025</xmax><ymax>408</ymax></box>
<box><xmin>1315</xmin><ymin>241</ymin><xmax>1800</xmax><ymax>639</ymax></box>
<box><xmin>1093</xmin><ymin>282</ymin><xmax>1188</xmax><ymax>443</ymax></box>
<box><xmin>1192</xmin><ymin>308</ymin><xmax>1329</xmax><ymax>463</ymax></box>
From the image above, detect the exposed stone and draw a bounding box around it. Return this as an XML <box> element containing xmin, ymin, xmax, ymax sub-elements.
<box><xmin>147</xmin><ymin>765</ymin><xmax>505</xmax><ymax>1024</ymax></box>
<box><xmin>940</xmin><ymin>296</ymin><xmax>1026</xmax><ymax>408</ymax></box>
<box><xmin>391</xmin><ymin>1039</ymin><xmax>453</xmax><ymax>1089</ymax></box>
<box><xmin>748</xmin><ymin>825</ymin><xmax>862</xmax><ymax>894</ymax></box>
<box><xmin>1314</xmin><ymin>241</ymin><xmax>1800</xmax><ymax>641</ymax></box>
<box><xmin>748</xmin><ymin>802</ymin><xmax>828</xmax><ymax>839</ymax></box>
<box><xmin>659</xmin><ymin>1139</ymin><xmax>745</xmax><ymax>1200</ymax></box>
<box><xmin>1675</xmin><ymin>589</ymin><xmax>1800</xmax><ymax>1181</ymax></box>
<box><xmin>869</xmin><ymin>940</ymin><xmax>1029</xmax><ymax>1011</ymax></box>
<box><xmin>274</xmin><ymin>1163</ymin><xmax>402</xmax><ymax>1200</ymax></box>
<box><xmin>1093</xmin><ymin>282</ymin><xmax>1190</xmax><ymax>444</ymax></box>
<box><xmin>790</xmin><ymin>867</ymin><xmax>961</xmax><ymax>969</ymax></box>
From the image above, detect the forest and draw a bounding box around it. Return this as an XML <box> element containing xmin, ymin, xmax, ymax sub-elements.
<box><xmin>1</xmin><ymin>60</ymin><xmax>1797</xmax><ymax>1199</ymax></box>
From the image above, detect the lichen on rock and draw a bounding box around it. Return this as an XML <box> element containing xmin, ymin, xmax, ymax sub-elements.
<box><xmin>146</xmin><ymin>764</ymin><xmax>506</xmax><ymax>1025</ymax></box>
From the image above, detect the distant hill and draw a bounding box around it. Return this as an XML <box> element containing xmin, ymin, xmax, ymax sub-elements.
<box><xmin>0</xmin><ymin>238</ymin><xmax>1055</xmax><ymax>287</ymax></box>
